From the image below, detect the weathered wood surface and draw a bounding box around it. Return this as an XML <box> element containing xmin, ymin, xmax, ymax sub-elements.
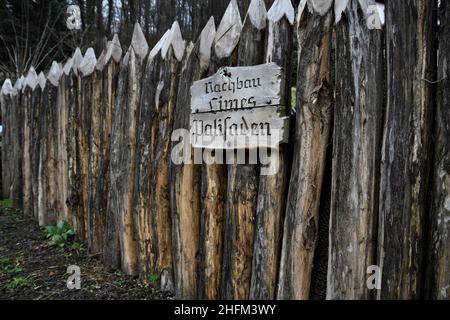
<box><xmin>427</xmin><ymin>0</ymin><xmax>450</xmax><ymax>300</ymax></box>
<box><xmin>378</xmin><ymin>0</ymin><xmax>436</xmax><ymax>299</ymax></box>
<box><xmin>104</xmin><ymin>51</ymin><xmax>129</xmax><ymax>270</ymax></box>
<box><xmin>22</xmin><ymin>76</ymin><xmax>34</xmax><ymax>218</ymax></box>
<box><xmin>221</xmin><ymin>0</ymin><xmax>266</xmax><ymax>300</ymax></box>
<box><xmin>277</xmin><ymin>1</ymin><xmax>333</xmax><ymax>300</ymax></box>
<box><xmin>199</xmin><ymin>0</ymin><xmax>242</xmax><ymax>300</ymax></box>
<box><xmin>67</xmin><ymin>48</ymin><xmax>86</xmax><ymax>237</ymax></box>
<box><xmin>170</xmin><ymin>19</ymin><xmax>211</xmax><ymax>299</ymax></box>
<box><xmin>327</xmin><ymin>0</ymin><xmax>384</xmax><ymax>300</ymax></box>
<box><xmin>147</xmin><ymin>27</ymin><xmax>184</xmax><ymax>291</ymax></box>
<box><xmin>250</xmin><ymin>0</ymin><xmax>294</xmax><ymax>300</ymax></box>
<box><xmin>10</xmin><ymin>80</ymin><xmax>24</xmax><ymax>210</ymax></box>
<box><xmin>0</xmin><ymin>80</ymin><xmax>14</xmax><ymax>198</ymax></box>
<box><xmin>133</xmin><ymin>36</ymin><xmax>164</xmax><ymax>280</ymax></box>
<box><xmin>30</xmin><ymin>74</ymin><xmax>45</xmax><ymax>221</ymax></box>
<box><xmin>89</xmin><ymin>37</ymin><xmax>122</xmax><ymax>256</ymax></box>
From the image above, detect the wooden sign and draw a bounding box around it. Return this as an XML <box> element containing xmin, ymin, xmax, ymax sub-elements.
<box><xmin>190</xmin><ymin>63</ymin><xmax>289</xmax><ymax>149</ymax></box>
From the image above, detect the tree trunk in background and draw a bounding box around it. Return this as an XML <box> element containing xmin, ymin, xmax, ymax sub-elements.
<box><xmin>327</xmin><ymin>0</ymin><xmax>384</xmax><ymax>300</ymax></box>
<box><xmin>426</xmin><ymin>0</ymin><xmax>449</xmax><ymax>301</ymax></box>
<box><xmin>221</xmin><ymin>0</ymin><xmax>266</xmax><ymax>300</ymax></box>
<box><xmin>277</xmin><ymin>3</ymin><xmax>333</xmax><ymax>300</ymax></box>
<box><xmin>250</xmin><ymin>0</ymin><xmax>293</xmax><ymax>300</ymax></box>
<box><xmin>378</xmin><ymin>0</ymin><xmax>436</xmax><ymax>299</ymax></box>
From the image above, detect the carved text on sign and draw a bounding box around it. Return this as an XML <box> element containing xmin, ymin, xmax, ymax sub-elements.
<box><xmin>190</xmin><ymin>63</ymin><xmax>288</xmax><ymax>149</ymax></box>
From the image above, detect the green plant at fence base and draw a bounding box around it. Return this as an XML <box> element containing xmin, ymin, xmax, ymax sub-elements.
<box><xmin>0</xmin><ymin>258</ymin><xmax>23</xmax><ymax>274</ymax></box>
<box><xmin>148</xmin><ymin>273</ymin><xmax>159</xmax><ymax>289</ymax></box>
<box><xmin>43</xmin><ymin>220</ymin><xmax>75</xmax><ymax>248</ymax></box>
<box><xmin>71</xmin><ymin>242</ymin><xmax>86</xmax><ymax>253</ymax></box>
<box><xmin>0</xmin><ymin>198</ymin><xmax>23</xmax><ymax>221</ymax></box>
<box><xmin>0</xmin><ymin>198</ymin><xmax>13</xmax><ymax>209</ymax></box>
<box><xmin>6</xmin><ymin>276</ymin><xmax>32</xmax><ymax>290</ymax></box>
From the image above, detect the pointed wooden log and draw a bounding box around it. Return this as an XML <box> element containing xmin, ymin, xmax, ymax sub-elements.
<box><xmin>10</xmin><ymin>78</ymin><xmax>24</xmax><ymax>210</ymax></box>
<box><xmin>88</xmin><ymin>36</ymin><xmax>122</xmax><ymax>256</ymax></box>
<box><xmin>277</xmin><ymin>1</ymin><xmax>333</xmax><ymax>300</ymax></box>
<box><xmin>39</xmin><ymin>61</ymin><xmax>62</xmax><ymax>225</ymax></box>
<box><xmin>198</xmin><ymin>0</ymin><xmax>242</xmax><ymax>300</ymax></box>
<box><xmin>67</xmin><ymin>48</ymin><xmax>86</xmax><ymax>237</ymax></box>
<box><xmin>106</xmin><ymin>23</ymin><xmax>148</xmax><ymax>275</ymax></box>
<box><xmin>133</xmin><ymin>41</ymin><xmax>164</xmax><ymax>281</ymax></box>
<box><xmin>250</xmin><ymin>0</ymin><xmax>293</xmax><ymax>300</ymax></box>
<box><xmin>0</xmin><ymin>79</ymin><xmax>14</xmax><ymax>198</ymax></box>
<box><xmin>221</xmin><ymin>0</ymin><xmax>266</xmax><ymax>300</ymax></box>
<box><xmin>426</xmin><ymin>0</ymin><xmax>450</xmax><ymax>300</ymax></box>
<box><xmin>146</xmin><ymin>22</ymin><xmax>184</xmax><ymax>291</ymax></box>
<box><xmin>22</xmin><ymin>68</ymin><xmax>38</xmax><ymax>217</ymax></box>
<box><xmin>170</xmin><ymin>18</ymin><xmax>214</xmax><ymax>299</ymax></box>
<box><xmin>104</xmin><ymin>51</ymin><xmax>130</xmax><ymax>270</ymax></box>
<box><xmin>327</xmin><ymin>0</ymin><xmax>384</xmax><ymax>300</ymax></box>
<box><xmin>31</xmin><ymin>75</ymin><xmax>45</xmax><ymax>221</ymax></box>
<box><xmin>56</xmin><ymin>64</ymin><xmax>70</xmax><ymax>225</ymax></box>
<box><xmin>377</xmin><ymin>0</ymin><xmax>436</xmax><ymax>299</ymax></box>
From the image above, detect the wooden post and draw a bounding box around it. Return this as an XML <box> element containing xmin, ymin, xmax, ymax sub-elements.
<box><xmin>170</xmin><ymin>18</ymin><xmax>214</xmax><ymax>299</ymax></box>
<box><xmin>10</xmin><ymin>77</ymin><xmax>24</xmax><ymax>210</ymax></box>
<box><xmin>277</xmin><ymin>0</ymin><xmax>333</xmax><ymax>300</ymax></box>
<box><xmin>148</xmin><ymin>22</ymin><xmax>184</xmax><ymax>291</ymax></box>
<box><xmin>38</xmin><ymin>61</ymin><xmax>61</xmax><ymax>225</ymax></box>
<box><xmin>22</xmin><ymin>70</ymin><xmax>37</xmax><ymax>218</ymax></box>
<box><xmin>32</xmin><ymin>72</ymin><xmax>46</xmax><ymax>222</ymax></box>
<box><xmin>0</xmin><ymin>79</ymin><xmax>14</xmax><ymax>199</ymax></box>
<box><xmin>378</xmin><ymin>0</ymin><xmax>436</xmax><ymax>299</ymax></box>
<box><xmin>107</xmin><ymin>23</ymin><xmax>148</xmax><ymax>275</ymax></box>
<box><xmin>250</xmin><ymin>0</ymin><xmax>294</xmax><ymax>300</ymax></box>
<box><xmin>88</xmin><ymin>36</ymin><xmax>122</xmax><ymax>255</ymax></box>
<box><xmin>104</xmin><ymin>50</ymin><xmax>129</xmax><ymax>270</ymax></box>
<box><xmin>426</xmin><ymin>0</ymin><xmax>450</xmax><ymax>300</ymax></box>
<box><xmin>327</xmin><ymin>0</ymin><xmax>384</xmax><ymax>300</ymax></box>
<box><xmin>198</xmin><ymin>0</ymin><xmax>242</xmax><ymax>300</ymax></box>
<box><xmin>221</xmin><ymin>0</ymin><xmax>266</xmax><ymax>300</ymax></box>
<box><xmin>79</xmin><ymin>48</ymin><xmax>97</xmax><ymax>239</ymax></box>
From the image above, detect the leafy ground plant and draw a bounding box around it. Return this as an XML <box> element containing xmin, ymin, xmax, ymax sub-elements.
<box><xmin>6</xmin><ymin>276</ymin><xmax>33</xmax><ymax>290</ymax></box>
<box><xmin>43</xmin><ymin>220</ymin><xmax>75</xmax><ymax>248</ymax></box>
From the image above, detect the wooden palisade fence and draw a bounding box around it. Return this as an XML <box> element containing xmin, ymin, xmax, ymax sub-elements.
<box><xmin>0</xmin><ymin>0</ymin><xmax>449</xmax><ymax>300</ymax></box>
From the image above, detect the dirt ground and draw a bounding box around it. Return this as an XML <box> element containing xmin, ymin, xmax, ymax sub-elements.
<box><xmin>0</xmin><ymin>200</ymin><xmax>173</xmax><ymax>300</ymax></box>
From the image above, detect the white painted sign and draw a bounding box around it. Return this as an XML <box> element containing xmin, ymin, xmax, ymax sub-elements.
<box><xmin>190</xmin><ymin>63</ymin><xmax>289</xmax><ymax>149</ymax></box>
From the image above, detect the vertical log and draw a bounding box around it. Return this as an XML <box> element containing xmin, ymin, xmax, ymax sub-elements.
<box><xmin>426</xmin><ymin>0</ymin><xmax>450</xmax><ymax>300</ymax></box>
<box><xmin>378</xmin><ymin>0</ymin><xmax>436</xmax><ymax>299</ymax></box>
<box><xmin>67</xmin><ymin>48</ymin><xmax>85</xmax><ymax>236</ymax></box>
<box><xmin>79</xmin><ymin>48</ymin><xmax>97</xmax><ymax>238</ymax></box>
<box><xmin>149</xmin><ymin>22</ymin><xmax>184</xmax><ymax>291</ymax></box>
<box><xmin>221</xmin><ymin>0</ymin><xmax>267</xmax><ymax>300</ymax></box>
<box><xmin>250</xmin><ymin>0</ymin><xmax>294</xmax><ymax>300</ymax></box>
<box><xmin>327</xmin><ymin>0</ymin><xmax>384</xmax><ymax>299</ymax></box>
<box><xmin>104</xmin><ymin>50</ymin><xmax>129</xmax><ymax>270</ymax></box>
<box><xmin>198</xmin><ymin>0</ymin><xmax>242</xmax><ymax>300</ymax></box>
<box><xmin>32</xmin><ymin>72</ymin><xmax>46</xmax><ymax>221</ymax></box>
<box><xmin>0</xmin><ymin>79</ymin><xmax>14</xmax><ymax>199</ymax></box>
<box><xmin>89</xmin><ymin>36</ymin><xmax>122</xmax><ymax>255</ymax></box>
<box><xmin>107</xmin><ymin>23</ymin><xmax>148</xmax><ymax>275</ymax></box>
<box><xmin>22</xmin><ymin>70</ymin><xmax>37</xmax><ymax>218</ymax></box>
<box><xmin>277</xmin><ymin>0</ymin><xmax>333</xmax><ymax>300</ymax></box>
<box><xmin>10</xmin><ymin>78</ymin><xmax>24</xmax><ymax>210</ymax></box>
<box><xmin>170</xmin><ymin>18</ymin><xmax>214</xmax><ymax>299</ymax></box>
<box><xmin>40</xmin><ymin>61</ymin><xmax>62</xmax><ymax>225</ymax></box>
